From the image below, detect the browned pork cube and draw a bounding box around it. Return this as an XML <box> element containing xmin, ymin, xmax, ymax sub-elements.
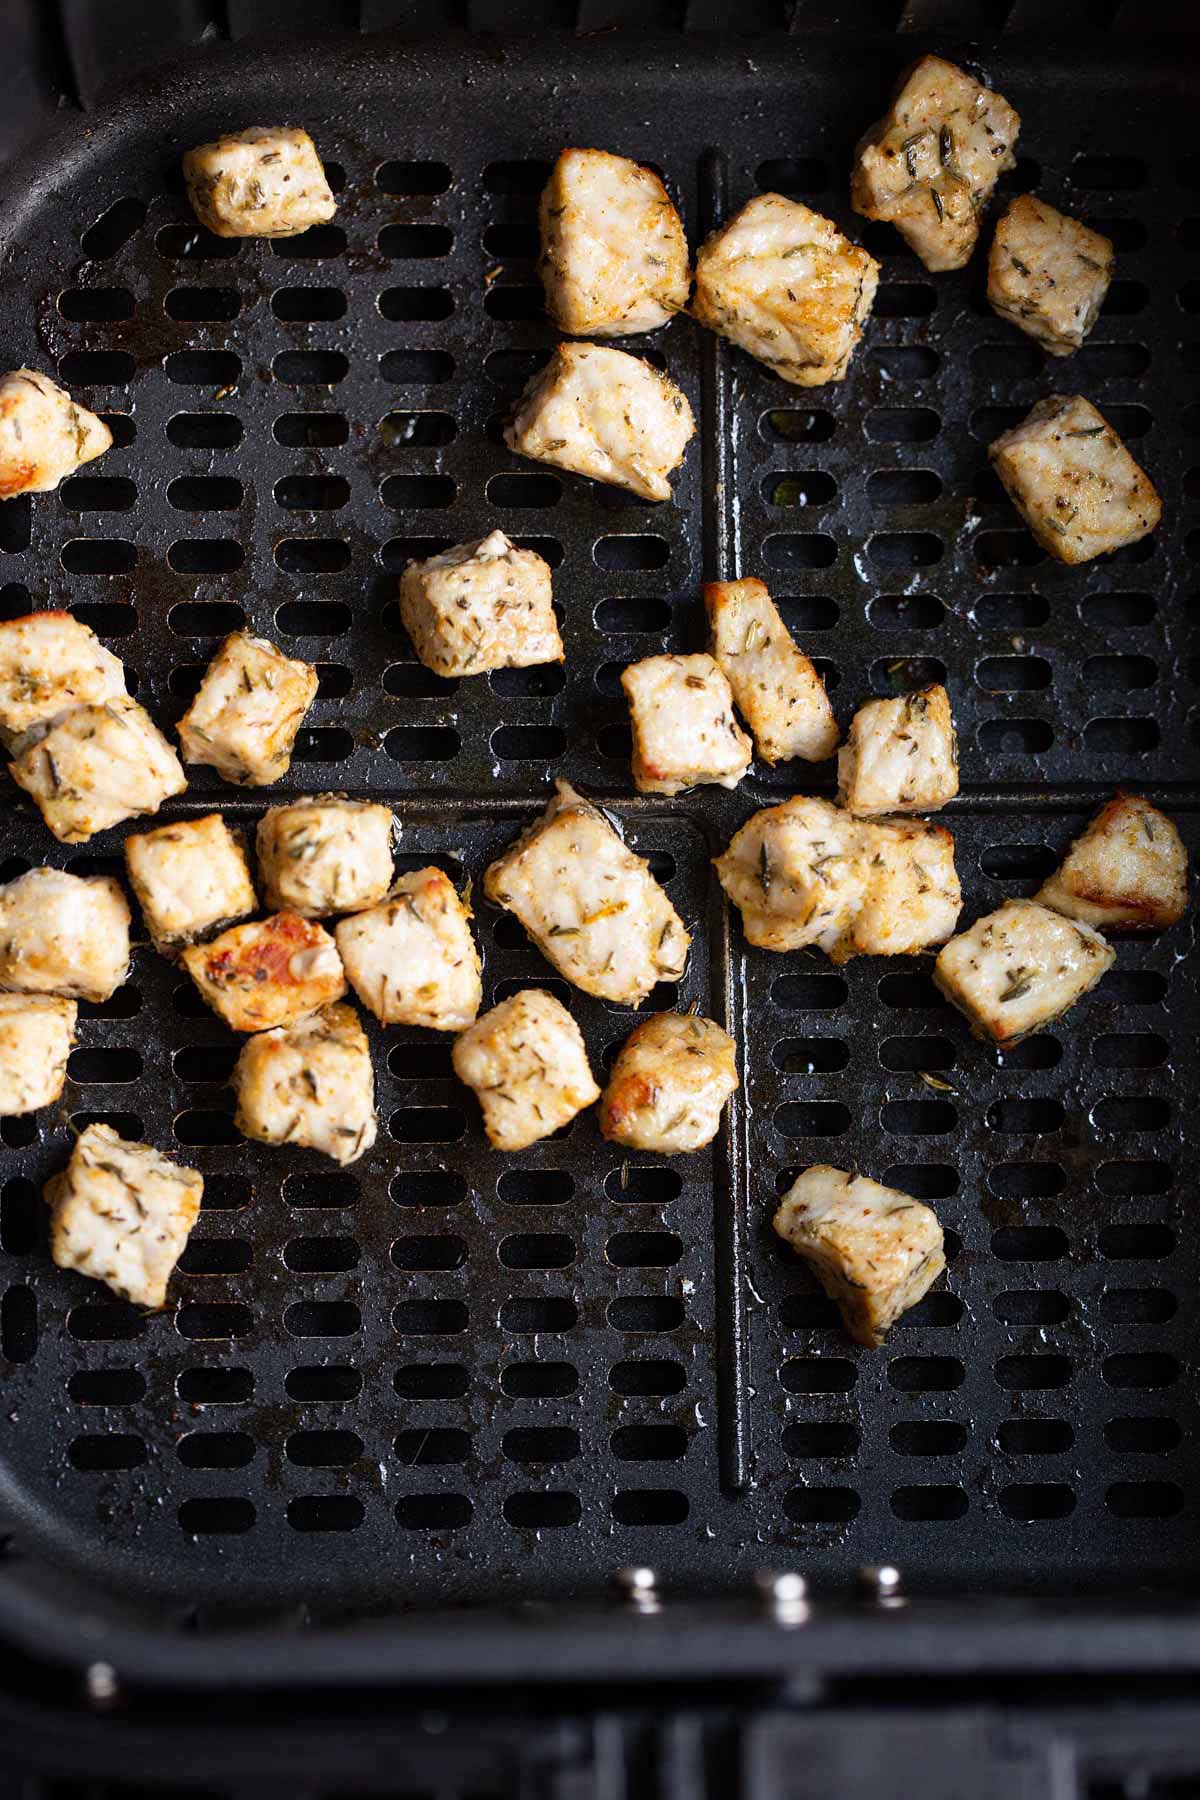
<box><xmin>988</xmin><ymin>395</ymin><xmax>1161</xmax><ymax>565</ymax></box>
<box><xmin>988</xmin><ymin>195</ymin><xmax>1113</xmax><ymax>355</ymax></box>
<box><xmin>852</xmin><ymin>55</ymin><xmax>1019</xmax><ymax>271</ymax></box>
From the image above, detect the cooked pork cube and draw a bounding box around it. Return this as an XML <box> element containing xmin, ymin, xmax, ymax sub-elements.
<box><xmin>934</xmin><ymin>898</ymin><xmax>1113</xmax><ymax>1046</ymax></box>
<box><xmin>257</xmin><ymin>797</ymin><xmax>395</xmax><ymax>917</ymax></box>
<box><xmin>484</xmin><ymin>780</ymin><xmax>690</xmax><ymax>1006</ymax></box>
<box><xmin>0</xmin><ymin>612</ymin><xmax>126</xmax><ymax>745</ymax></box>
<box><xmin>847</xmin><ymin>819</ymin><xmax>961</xmax><ymax>961</ymax></box>
<box><xmin>124</xmin><ymin>813</ymin><xmax>256</xmax><ymax>953</ymax></box>
<box><xmin>233</xmin><ymin>1002</ymin><xmax>376</xmax><ymax>1166</ymax></box>
<box><xmin>335</xmin><ymin>866</ymin><xmax>481</xmax><ymax>1032</ymax></box>
<box><xmin>1036</xmin><ymin>792</ymin><xmax>1187</xmax><ymax>932</ymax></box>
<box><xmin>398</xmin><ymin>531</ymin><xmax>563</xmax><ymax>679</ymax></box>
<box><xmin>988</xmin><ymin>195</ymin><xmax>1113</xmax><ymax>355</ymax></box>
<box><xmin>838</xmin><ymin>684</ymin><xmax>958</xmax><ymax>817</ymax></box>
<box><xmin>989</xmin><ymin>395</ymin><xmax>1160</xmax><ymax>565</ymax></box>
<box><xmin>0</xmin><ymin>369</ymin><xmax>111</xmax><ymax>499</ymax></box>
<box><xmin>599</xmin><ymin>1011</ymin><xmax>737</xmax><ymax>1154</ymax></box>
<box><xmin>178</xmin><ymin>632</ymin><xmax>318</xmax><ymax>786</ymax></box>
<box><xmin>505</xmin><ymin>343</ymin><xmax>694</xmax><ymax>502</ymax></box>
<box><xmin>0</xmin><ymin>994</ymin><xmax>76</xmax><ymax>1115</ymax></box>
<box><xmin>851</xmin><ymin>55</ymin><xmax>1019</xmax><ymax>272</ymax></box>
<box><xmin>181</xmin><ymin>913</ymin><xmax>346</xmax><ymax>1033</ymax></box>
<box><xmin>621</xmin><ymin>653</ymin><xmax>752</xmax><ymax>796</ymax></box>
<box><xmin>45</xmin><ymin>1123</ymin><xmax>203</xmax><ymax>1309</ymax></box>
<box><xmin>539</xmin><ymin>147</ymin><xmax>690</xmax><ymax>337</ymax></box>
<box><xmin>704</xmin><ymin>578</ymin><xmax>839</xmax><ymax>765</ymax></box>
<box><xmin>714</xmin><ymin>796</ymin><xmax>867</xmax><ymax>956</ymax></box>
<box><xmin>10</xmin><ymin>699</ymin><xmax>186</xmax><ymax>844</ymax></box>
<box><xmin>774</xmin><ymin>1165</ymin><xmax>945</xmax><ymax>1347</ymax></box>
<box><xmin>452</xmin><ymin>988</ymin><xmax>599</xmax><ymax>1151</ymax></box>
<box><xmin>691</xmin><ymin>195</ymin><xmax>879</xmax><ymax>387</ymax></box>
<box><xmin>0</xmin><ymin>868</ymin><xmax>130</xmax><ymax>1002</ymax></box>
<box><xmin>183</xmin><ymin>126</ymin><xmax>336</xmax><ymax>239</ymax></box>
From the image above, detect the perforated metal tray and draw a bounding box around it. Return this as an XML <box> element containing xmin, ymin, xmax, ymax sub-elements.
<box><xmin>0</xmin><ymin>27</ymin><xmax>1197</xmax><ymax>1674</ymax></box>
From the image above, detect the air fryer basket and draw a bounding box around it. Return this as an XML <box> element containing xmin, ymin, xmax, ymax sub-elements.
<box><xmin>0</xmin><ymin>25</ymin><xmax>1198</xmax><ymax>1686</ymax></box>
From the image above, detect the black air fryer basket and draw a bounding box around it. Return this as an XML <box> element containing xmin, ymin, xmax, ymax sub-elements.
<box><xmin>1</xmin><ymin>0</ymin><xmax>1199</xmax><ymax>1751</ymax></box>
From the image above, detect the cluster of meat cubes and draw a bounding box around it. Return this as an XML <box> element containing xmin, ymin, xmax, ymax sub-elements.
<box><xmin>0</xmin><ymin>59</ymin><xmax>1186</xmax><ymax>1347</ymax></box>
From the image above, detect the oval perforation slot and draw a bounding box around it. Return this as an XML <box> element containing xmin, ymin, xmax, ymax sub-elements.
<box><xmin>397</xmin><ymin>1428</ymin><xmax>471</xmax><ymax>1467</ymax></box>
<box><xmin>1000</xmin><ymin>1484</ymin><xmax>1076</xmax><ymax>1521</ymax></box>
<box><xmin>611</xmin><ymin>1425</ymin><xmax>687</xmax><ymax>1463</ymax></box>
<box><xmin>70</xmin><ymin>1368</ymin><xmax>146</xmax><ymax>1407</ymax></box>
<box><xmin>1105</xmin><ymin>1416</ymin><xmax>1181</xmax><ymax>1455</ymax></box>
<box><xmin>82</xmin><ymin>198</ymin><xmax>147</xmax><ymax>259</ymax></box>
<box><xmin>272</xmin><ymin>286</ymin><xmax>347</xmax><ymax>323</ymax></box>
<box><xmin>166</xmin><ymin>413</ymin><xmax>243</xmax><ymax>452</ymax></box>
<box><xmin>69</xmin><ymin>1433</ymin><xmax>147</xmax><ymax>1472</ymax></box>
<box><xmin>889</xmin><ymin>1422</ymin><xmax>967</xmax><ymax>1458</ymax></box>
<box><xmin>179</xmin><ymin>1498</ymin><xmax>255</xmax><ymax>1536</ymax></box>
<box><xmin>286</xmin><ymin>1367</ymin><xmax>362</xmax><ymax>1403</ymax></box>
<box><xmin>782</xmin><ymin>1486</ymin><xmax>859</xmax><ymax>1524</ymax></box>
<box><xmin>394</xmin><ymin>1364</ymin><xmax>469</xmax><ymax>1401</ymax></box>
<box><xmin>287</xmin><ymin>1496</ymin><xmax>364</xmax><ymax>1532</ymax></box>
<box><xmin>504</xmin><ymin>1492</ymin><xmax>580</xmax><ymax>1529</ymax></box>
<box><xmin>1</xmin><ymin>1286</ymin><xmax>37</xmax><ymax>1363</ymax></box>
<box><xmin>391</xmin><ymin>1233</ymin><xmax>467</xmax><ymax>1272</ymax></box>
<box><xmin>502</xmin><ymin>1362</ymin><xmax>578</xmax><ymax>1398</ymax></box>
<box><xmin>396</xmin><ymin>1495</ymin><xmax>472</xmax><ymax>1531</ymax></box>
<box><xmin>2</xmin><ymin>1179</ymin><xmax>40</xmax><ymax>1256</ymax></box>
<box><xmin>178</xmin><ymin>1368</ymin><xmax>253</xmax><ymax>1406</ymax></box>
<box><xmin>611</xmin><ymin>1490</ymin><xmax>688</xmax><ymax>1527</ymax></box>
<box><xmin>891</xmin><ymin>1485</ymin><xmax>968</xmax><ymax>1521</ymax></box>
<box><xmin>391</xmin><ymin>1170</ymin><xmax>468</xmax><ymax>1209</ymax></box>
<box><xmin>178</xmin><ymin>1431</ymin><xmax>255</xmax><ymax>1470</ymax></box>
<box><xmin>503</xmin><ymin>1427</ymin><xmax>580</xmax><ymax>1466</ymax></box>
<box><xmin>270</xmin><ymin>226</ymin><xmax>346</xmax><ymax>262</ymax></box>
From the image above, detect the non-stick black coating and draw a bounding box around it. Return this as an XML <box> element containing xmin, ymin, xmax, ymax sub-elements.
<box><xmin>0</xmin><ymin>31</ymin><xmax>1196</xmax><ymax>1639</ymax></box>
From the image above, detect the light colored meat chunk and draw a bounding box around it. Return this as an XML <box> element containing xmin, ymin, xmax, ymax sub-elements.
<box><xmin>183</xmin><ymin>126</ymin><xmax>336</xmax><ymax>239</ymax></box>
<box><xmin>934</xmin><ymin>898</ymin><xmax>1113</xmax><ymax>1046</ymax></box>
<box><xmin>0</xmin><ymin>369</ymin><xmax>111</xmax><ymax>499</ymax></box>
<box><xmin>837</xmin><ymin>684</ymin><xmax>958</xmax><ymax>817</ymax></box>
<box><xmin>599</xmin><ymin>1010</ymin><xmax>737</xmax><ymax>1153</ymax></box>
<box><xmin>398</xmin><ymin>531</ymin><xmax>563</xmax><ymax>679</ymax></box>
<box><xmin>1036</xmin><ymin>792</ymin><xmax>1187</xmax><ymax>932</ymax></box>
<box><xmin>484</xmin><ymin>780</ymin><xmax>690</xmax><ymax>1006</ymax></box>
<box><xmin>505</xmin><ymin>342</ymin><xmax>694</xmax><ymax>502</ymax></box>
<box><xmin>714</xmin><ymin>796</ymin><xmax>867</xmax><ymax>956</ymax></box>
<box><xmin>181</xmin><ymin>912</ymin><xmax>346</xmax><ymax>1033</ymax></box>
<box><xmin>621</xmin><ymin>653</ymin><xmax>752</xmax><ymax>796</ymax></box>
<box><xmin>774</xmin><ymin>1165</ymin><xmax>945</xmax><ymax>1347</ymax></box>
<box><xmin>704</xmin><ymin>578</ymin><xmax>839</xmax><ymax>765</ymax></box>
<box><xmin>257</xmin><ymin>797</ymin><xmax>395</xmax><ymax>917</ymax></box>
<box><xmin>851</xmin><ymin>55</ymin><xmax>1020</xmax><ymax>271</ymax></box>
<box><xmin>335</xmin><ymin>866</ymin><xmax>481</xmax><ymax>1032</ymax></box>
<box><xmin>45</xmin><ymin>1123</ymin><xmax>203</xmax><ymax>1309</ymax></box>
<box><xmin>989</xmin><ymin>395</ymin><xmax>1161</xmax><ymax>565</ymax></box>
<box><xmin>988</xmin><ymin>195</ymin><xmax>1113</xmax><ymax>355</ymax></box>
<box><xmin>691</xmin><ymin>195</ymin><xmax>878</xmax><ymax>386</ymax></box>
<box><xmin>539</xmin><ymin>147</ymin><xmax>690</xmax><ymax>337</ymax></box>
<box><xmin>178</xmin><ymin>632</ymin><xmax>318</xmax><ymax>786</ymax></box>
<box><xmin>0</xmin><ymin>868</ymin><xmax>130</xmax><ymax>1002</ymax></box>
<box><xmin>847</xmin><ymin>818</ymin><xmax>961</xmax><ymax>960</ymax></box>
<box><xmin>716</xmin><ymin>798</ymin><xmax>959</xmax><ymax>962</ymax></box>
<box><xmin>233</xmin><ymin>1002</ymin><xmax>376</xmax><ymax>1166</ymax></box>
<box><xmin>452</xmin><ymin>988</ymin><xmax>599</xmax><ymax>1152</ymax></box>
<box><xmin>0</xmin><ymin>993</ymin><xmax>76</xmax><ymax>1115</ymax></box>
<box><xmin>124</xmin><ymin>813</ymin><xmax>256</xmax><ymax>954</ymax></box>
<box><xmin>10</xmin><ymin>699</ymin><xmax>186</xmax><ymax>844</ymax></box>
<box><xmin>0</xmin><ymin>612</ymin><xmax>126</xmax><ymax>745</ymax></box>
